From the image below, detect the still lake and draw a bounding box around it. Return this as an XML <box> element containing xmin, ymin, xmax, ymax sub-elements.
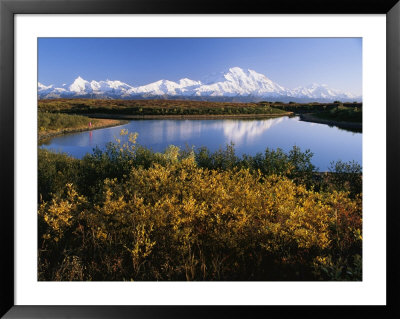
<box><xmin>40</xmin><ymin>116</ymin><xmax>362</xmax><ymax>171</ymax></box>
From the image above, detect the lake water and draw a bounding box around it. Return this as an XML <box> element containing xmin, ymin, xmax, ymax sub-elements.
<box><xmin>40</xmin><ymin>116</ymin><xmax>362</xmax><ymax>171</ymax></box>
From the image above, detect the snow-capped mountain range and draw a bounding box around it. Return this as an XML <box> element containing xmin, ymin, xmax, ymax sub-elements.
<box><xmin>38</xmin><ymin>67</ymin><xmax>361</xmax><ymax>102</ymax></box>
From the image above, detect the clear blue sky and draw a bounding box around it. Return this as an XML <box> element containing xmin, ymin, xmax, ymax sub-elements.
<box><xmin>38</xmin><ymin>38</ymin><xmax>362</xmax><ymax>95</ymax></box>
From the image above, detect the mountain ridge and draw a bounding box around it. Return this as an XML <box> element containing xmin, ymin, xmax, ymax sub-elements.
<box><xmin>38</xmin><ymin>67</ymin><xmax>361</xmax><ymax>102</ymax></box>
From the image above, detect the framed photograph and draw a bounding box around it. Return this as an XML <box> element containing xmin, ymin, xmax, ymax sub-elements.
<box><xmin>1</xmin><ymin>0</ymin><xmax>399</xmax><ymax>318</ymax></box>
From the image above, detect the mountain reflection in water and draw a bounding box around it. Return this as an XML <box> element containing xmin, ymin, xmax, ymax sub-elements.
<box><xmin>40</xmin><ymin>116</ymin><xmax>362</xmax><ymax>171</ymax></box>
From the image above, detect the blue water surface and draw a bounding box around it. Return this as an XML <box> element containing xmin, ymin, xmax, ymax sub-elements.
<box><xmin>40</xmin><ymin>116</ymin><xmax>362</xmax><ymax>171</ymax></box>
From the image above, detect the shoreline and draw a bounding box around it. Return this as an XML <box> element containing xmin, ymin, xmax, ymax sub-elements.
<box><xmin>38</xmin><ymin>112</ymin><xmax>292</xmax><ymax>143</ymax></box>
<box><xmin>37</xmin><ymin>111</ymin><xmax>361</xmax><ymax>144</ymax></box>
<box><xmin>82</xmin><ymin>112</ymin><xmax>293</xmax><ymax>120</ymax></box>
<box><xmin>38</xmin><ymin>119</ymin><xmax>128</xmax><ymax>142</ymax></box>
<box><xmin>299</xmin><ymin>113</ymin><xmax>362</xmax><ymax>131</ymax></box>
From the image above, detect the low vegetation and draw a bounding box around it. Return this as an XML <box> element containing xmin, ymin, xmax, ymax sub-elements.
<box><xmin>269</xmin><ymin>101</ymin><xmax>361</xmax><ymax>113</ymax></box>
<box><xmin>38</xmin><ymin>130</ymin><xmax>362</xmax><ymax>281</ymax></box>
<box><xmin>38</xmin><ymin>99</ymin><xmax>290</xmax><ymax>116</ymax></box>
<box><xmin>313</xmin><ymin>105</ymin><xmax>362</xmax><ymax>123</ymax></box>
<box><xmin>270</xmin><ymin>102</ymin><xmax>362</xmax><ymax>124</ymax></box>
<box><xmin>38</xmin><ymin>111</ymin><xmax>125</xmax><ymax>140</ymax></box>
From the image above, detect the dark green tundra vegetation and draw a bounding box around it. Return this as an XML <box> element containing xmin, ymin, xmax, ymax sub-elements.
<box><xmin>270</xmin><ymin>101</ymin><xmax>362</xmax><ymax>123</ymax></box>
<box><xmin>38</xmin><ymin>98</ymin><xmax>290</xmax><ymax>116</ymax></box>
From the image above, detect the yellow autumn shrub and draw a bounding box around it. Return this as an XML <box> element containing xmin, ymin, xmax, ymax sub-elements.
<box><xmin>39</xmin><ymin>183</ymin><xmax>87</xmax><ymax>242</ymax></box>
<box><xmin>38</xmin><ymin>132</ymin><xmax>362</xmax><ymax>281</ymax></box>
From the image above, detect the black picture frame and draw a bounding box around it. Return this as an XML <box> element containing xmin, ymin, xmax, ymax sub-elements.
<box><xmin>1</xmin><ymin>0</ymin><xmax>399</xmax><ymax>318</ymax></box>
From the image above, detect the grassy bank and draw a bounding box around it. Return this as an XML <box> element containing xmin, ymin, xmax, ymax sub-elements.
<box><xmin>269</xmin><ymin>101</ymin><xmax>362</xmax><ymax>114</ymax></box>
<box><xmin>312</xmin><ymin>105</ymin><xmax>362</xmax><ymax>123</ymax></box>
<box><xmin>270</xmin><ymin>102</ymin><xmax>362</xmax><ymax>129</ymax></box>
<box><xmin>82</xmin><ymin>112</ymin><xmax>292</xmax><ymax>120</ymax></box>
<box><xmin>38</xmin><ymin>130</ymin><xmax>362</xmax><ymax>281</ymax></box>
<box><xmin>38</xmin><ymin>112</ymin><xmax>127</xmax><ymax>141</ymax></box>
<box><xmin>38</xmin><ymin>98</ymin><xmax>290</xmax><ymax>116</ymax></box>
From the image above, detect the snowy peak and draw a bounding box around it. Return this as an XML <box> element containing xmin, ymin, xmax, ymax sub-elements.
<box><xmin>291</xmin><ymin>83</ymin><xmax>356</xmax><ymax>100</ymax></box>
<box><xmin>225</xmin><ymin>67</ymin><xmax>249</xmax><ymax>81</ymax></box>
<box><xmin>197</xmin><ymin>67</ymin><xmax>287</xmax><ymax>96</ymax></box>
<box><xmin>38</xmin><ymin>67</ymin><xmax>361</xmax><ymax>102</ymax></box>
<box><xmin>69</xmin><ymin>76</ymin><xmax>92</xmax><ymax>93</ymax></box>
<box><xmin>179</xmin><ymin>78</ymin><xmax>202</xmax><ymax>87</ymax></box>
<box><xmin>225</xmin><ymin>67</ymin><xmax>272</xmax><ymax>84</ymax></box>
<box><xmin>38</xmin><ymin>82</ymin><xmax>53</xmax><ymax>90</ymax></box>
<box><xmin>129</xmin><ymin>78</ymin><xmax>202</xmax><ymax>96</ymax></box>
<box><xmin>90</xmin><ymin>79</ymin><xmax>132</xmax><ymax>94</ymax></box>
